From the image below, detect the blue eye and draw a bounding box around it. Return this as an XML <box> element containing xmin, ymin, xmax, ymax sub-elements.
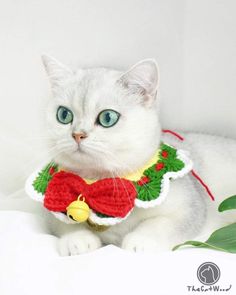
<box><xmin>97</xmin><ymin>109</ymin><xmax>120</xmax><ymax>128</ymax></box>
<box><xmin>56</xmin><ymin>106</ymin><xmax>73</xmax><ymax>124</ymax></box>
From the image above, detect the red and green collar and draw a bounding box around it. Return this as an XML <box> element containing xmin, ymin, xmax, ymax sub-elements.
<box><xmin>25</xmin><ymin>142</ymin><xmax>193</xmax><ymax>227</ymax></box>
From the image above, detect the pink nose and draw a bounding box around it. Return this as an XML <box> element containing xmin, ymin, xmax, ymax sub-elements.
<box><xmin>72</xmin><ymin>132</ymin><xmax>87</xmax><ymax>144</ymax></box>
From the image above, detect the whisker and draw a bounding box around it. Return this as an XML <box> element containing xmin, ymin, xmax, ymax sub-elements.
<box><xmin>84</xmin><ymin>143</ymin><xmax>153</xmax><ymax>201</ymax></box>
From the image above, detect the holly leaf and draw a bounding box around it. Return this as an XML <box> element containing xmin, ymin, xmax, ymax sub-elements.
<box><xmin>33</xmin><ymin>163</ymin><xmax>58</xmax><ymax>194</ymax></box>
<box><xmin>173</xmin><ymin>223</ymin><xmax>236</xmax><ymax>253</ymax></box>
<box><xmin>218</xmin><ymin>195</ymin><xmax>236</xmax><ymax>212</ymax></box>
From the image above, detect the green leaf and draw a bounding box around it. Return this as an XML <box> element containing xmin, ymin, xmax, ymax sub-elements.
<box><xmin>33</xmin><ymin>162</ymin><xmax>58</xmax><ymax>194</ymax></box>
<box><xmin>218</xmin><ymin>195</ymin><xmax>236</xmax><ymax>212</ymax></box>
<box><xmin>173</xmin><ymin>240</ymin><xmax>207</xmax><ymax>251</ymax></box>
<box><xmin>173</xmin><ymin>223</ymin><xmax>236</xmax><ymax>253</ymax></box>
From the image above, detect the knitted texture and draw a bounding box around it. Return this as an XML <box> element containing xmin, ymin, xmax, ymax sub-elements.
<box><xmin>44</xmin><ymin>171</ymin><xmax>137</xmax><ymax>218</ymax></box>
<box><xmin>43</xmin><ymin>143</ymin><xmax>185</xmax><ymax>215</ymax></box>
<box><xmin>28</xmin><ymin>141</ymin><xmax>192</xmax><ymax>225</ymax></box>
<box><xmin>33</xmin><ymin>163</ymin><xmax>58</xmax><ymax>194</ymax></box>
<box><xmin>134</xmin><ymin>144</ymin><xmax>184</xmax><ymax>201</ymax></box>
<box><xmin>163</xmin><ymin>129</ymin><xmax>215</xmax><ymax>201</ymax></box>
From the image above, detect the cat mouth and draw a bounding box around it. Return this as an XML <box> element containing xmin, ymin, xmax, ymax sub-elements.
<box><xmin>72</xmin><ymin>143</ymin><xmax>96</xmax><ymax>157</ymax></box>
<box><xmin>73</xmin><ymin>144</ymin><xmax>86</xmax><ymax>154</ymax></box>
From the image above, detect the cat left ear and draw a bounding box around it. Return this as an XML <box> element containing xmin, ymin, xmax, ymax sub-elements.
<box><xmin>118</xmin><ymin>59</ymin><xmax>159</xmax><ymax>104</ymax></box>
<box><xmin>41</xmin><ymin>55</ymin><xmax>73</xmax><ymax>88</ymax></box>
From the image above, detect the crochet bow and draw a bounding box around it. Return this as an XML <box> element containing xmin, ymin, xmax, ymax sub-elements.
<box><xmin>44</xmin><ymin>171</ymin><xmax>137</xmax><ymax>218</ymax></box>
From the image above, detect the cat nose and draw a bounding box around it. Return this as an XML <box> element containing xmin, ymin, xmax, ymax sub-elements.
<box><xmin>72</xmin><ymin>132</ymin><xmax>87</xmax><ymax>144</ymax></box>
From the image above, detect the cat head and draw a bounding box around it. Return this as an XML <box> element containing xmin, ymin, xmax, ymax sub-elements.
<box><xmin>43</xmin><ymin>55</ymin><xmax>161</xmax><ymax>178</ymax></box>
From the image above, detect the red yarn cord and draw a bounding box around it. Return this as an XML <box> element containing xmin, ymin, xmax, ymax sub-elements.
<box><xmin>162</xmin><ymin>129</ymin><xmax>185</xmax><ymax>141</ymax></box>
<box><xmin>162</xmin><ymin>129</ymin><xmax>215</xmax><ymax>201</ymax></box>
<box><xmin>191</xmin><ymin>170</ymin><xmax>215</xmax><ymax>201</ymax></box>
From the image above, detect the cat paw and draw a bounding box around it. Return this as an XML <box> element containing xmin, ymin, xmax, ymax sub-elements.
<box><xmin>59</xmin><ymin>230</ymin><xmax>102</xmax><ymax>256</ymax></box>
<box><xmin>122</xmin><ymin>232</ymin><xmax>162</xmax><ymax>252</ymax></box>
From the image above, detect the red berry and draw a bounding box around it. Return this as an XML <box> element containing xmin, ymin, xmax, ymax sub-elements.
<box><xmin>49</xmin><ymin>167</ymin><xmax>55</xmax><ymax>175</ymax></box>
<box><xmin>155</xmin><ymin>162</ymin><xmax>165</xmax><ymax>171</ymax></box>
<box><xmin>137</xmin><ymin>176</ymin><xmax>150</xmax><ymax>186</ymax></box>
<box><xmin>162</xmin><ymin>151</ymin><xmax>168</xmax><ymax>158</ymax></box>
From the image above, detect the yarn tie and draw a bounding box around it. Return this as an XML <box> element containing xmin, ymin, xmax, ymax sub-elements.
<box><xmin>44</xmin><ymin>171</ymin><xmax>137</xmax><ymax>218</ymax></box>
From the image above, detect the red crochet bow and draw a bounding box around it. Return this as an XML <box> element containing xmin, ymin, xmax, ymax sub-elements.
<box><xmin>44</xmin><ymin>171</ymin><xmax>137</xmax><ymax>218</ymax></box>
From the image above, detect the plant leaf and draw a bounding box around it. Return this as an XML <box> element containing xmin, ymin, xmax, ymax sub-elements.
<box><xmin>173</xmin><ymin>223</ymin><xmax>236</xmax><ymax>253</ymax></box>
<box><xmin>218</xmin><ymin>195</ymin><xmax>236</xmax><ymax>212</ymax></box>
<box><xmin>173</xmin><ymin>240</ymin><xmax>207</xmax><ymax>251</ymax></box>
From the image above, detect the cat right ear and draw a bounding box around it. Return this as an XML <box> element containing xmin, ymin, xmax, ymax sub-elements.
<box><xmin>41</xmin><ymin>55</ymin><xmax>73</xmax><ymax>88</ymax></box>
<box><xmin>118</xmin><ymin>59</ymin><xmax>159</xmax><ymax>106</ymax></box>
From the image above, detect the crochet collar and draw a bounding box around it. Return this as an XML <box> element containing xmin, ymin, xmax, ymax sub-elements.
<box><xmin>25</xmin><ymin>142</ymin><xmax>193</xmax><ymax>228</ymax></box>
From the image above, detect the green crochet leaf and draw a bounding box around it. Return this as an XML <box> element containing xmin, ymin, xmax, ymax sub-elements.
<box><xmin>160</xmin><ymin>144</ymin><xmax>185</xmax><ymax>171</ymax></box>
<box><xmin>218</xmin><ymin>195</ymin><xmax>236</xmax><ymax>212</ymax></box>
<box><xmin>134</xmin><ymin>143</ymin><xmax>185</xmax><ymax>202</ymax></box>
<box><xmin>134</xmin><ymin>180</ymin><xmax>162</xmax><ymax>201</ymax></box>
<box><xmin>33</xmin><ymin>163</ymin><xmax>58</xmax><ymax>195</ymax></box>
<box><xmin>173</xmin><ymin>223</ymin><xmax>236</xmax><ymax>253</ymax></box>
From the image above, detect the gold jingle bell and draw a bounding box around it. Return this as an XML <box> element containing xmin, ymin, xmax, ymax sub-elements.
<box><xmin>66</xmin><ymin>195</ymin><xmax>90</xmax><ymax>222</ymax></box>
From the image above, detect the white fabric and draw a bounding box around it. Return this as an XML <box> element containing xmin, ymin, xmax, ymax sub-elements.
<box><xmin>0</xmin><ymin>195</ymin><xmax>235</xmax><ymax>295</ymax></box>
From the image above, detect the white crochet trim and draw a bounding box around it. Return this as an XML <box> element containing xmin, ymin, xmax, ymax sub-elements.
<box><xmin>25</xmin><ymin>164</ymin><xmax>78</xmax><ymax>224</ymax></box>
<box><xmin>25</xmin><ymin>167</ymin><xmax>129</xmax><ymax>225</ymax></box>
<box><xmin>88</xmin><ymin>209</ymin><xmax>131</xmax><ymax>226</ymax></box>
<box><xmin>50</xmin><ymin>210</ymin><xmax>130</xmax><ymax>226</ymax></box>
<box><xmin>135</xmin><ymin>149</ymin><xmax>193</xmax><ymax>208</ymax></box>
<box><xmin>25</xmin><ymin>164</ymin><xmax>47</xmax><ymax>203</ymax></box>
<box><xmin>49</xmin><ymin>210</ymin><xmax>130</xmax><ymax>226</ymax></box>
<box><xmin>25</xmin><ymin>146</ymin><xmax>193</xmax><ymax>225</ymax></box>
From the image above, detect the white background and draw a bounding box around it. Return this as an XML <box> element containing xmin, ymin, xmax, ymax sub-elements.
<box><xmin>0</xmin><ymin>0</ymin><xmax>236</xmax><ymax>194</ymax></box>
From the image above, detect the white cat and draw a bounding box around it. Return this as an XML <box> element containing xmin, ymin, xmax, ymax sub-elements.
<box><xmin>41</xmin><ymin>55</ymin><xmax>236</xmax><ymax>255</ymax></box>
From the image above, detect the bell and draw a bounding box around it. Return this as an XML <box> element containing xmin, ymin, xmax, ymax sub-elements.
<box><xmin>66</xmin><ymin>195</ymin><xmax>90</xmax><ymax>222</ymax></box>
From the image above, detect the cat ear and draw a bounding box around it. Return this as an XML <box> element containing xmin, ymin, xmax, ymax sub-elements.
<box><xmin>41</xmin><ymin>55</ymin><xmax>73</xmax><ymax>88</ymax></box>
<box><xmin>118</xmin><ymin>59</ymin><xmax>159</xmax><ymax>103</ymax></box>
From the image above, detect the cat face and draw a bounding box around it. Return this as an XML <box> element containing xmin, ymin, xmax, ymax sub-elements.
<box><xmin>43</xmin><ymin>56</ymin><xmax>161</xmax><ymax>178</ymax></box>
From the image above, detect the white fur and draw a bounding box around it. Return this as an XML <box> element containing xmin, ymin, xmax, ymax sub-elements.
<box><xmin>41</xmin><ymin>55</ymin><xmax>236</xmax><ymax>255</ymax></box>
